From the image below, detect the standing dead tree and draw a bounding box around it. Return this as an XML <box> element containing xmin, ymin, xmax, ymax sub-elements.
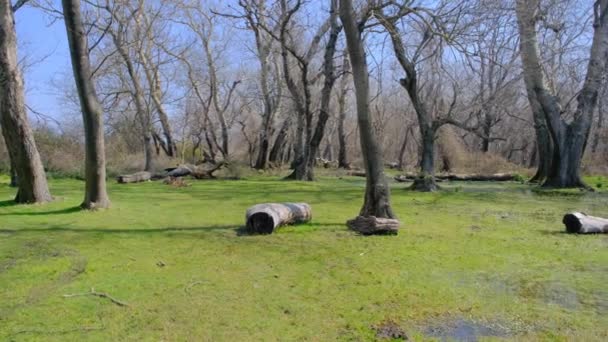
<box><xmin>516</xmin><ymin>0</ymin><xmax>608</xmax><ymax>188</ymax></box>
<box><xmin>0</xmin><ymin>0</ymin><xmax>52</xmax><ymax>203</ymax></box>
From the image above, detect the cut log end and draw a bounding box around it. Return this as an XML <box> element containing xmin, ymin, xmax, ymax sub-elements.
<box><xmin>563</xmin><ymin>212</ymin><xmax>608</xmax><ymax>234</ymax></box>
<box><xmin>347</xmin><ymin>216</ymin><xmax>400</xmax><ymax>235</ymax></box>
<box><xmin>247</xmin><ymin>212</ymin><xmax>276</xmax><ymax>235</ymax></box>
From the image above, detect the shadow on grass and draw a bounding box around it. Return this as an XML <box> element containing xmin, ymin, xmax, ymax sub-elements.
<box><xmin>0</xmin><ymin>206</ymin><xmax>81</xmax><ymax>216</ymax></box>
<box><xmin>0</xmin><ymin>200</ymin><xmax>18</xmax><ymax>208</ymax></box>
<box><xmin>0</xmin><ymin>224</ymin><xmax>239</xmax><ymax>235</ymax></box>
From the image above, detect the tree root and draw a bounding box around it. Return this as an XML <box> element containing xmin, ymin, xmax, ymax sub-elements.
<box><xmin>63</xmin><ymin>288</ymin><xmax>129</xmax><ymax>307</ymax></box>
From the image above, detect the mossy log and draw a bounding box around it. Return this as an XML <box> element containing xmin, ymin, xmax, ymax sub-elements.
<box><xmin>563</xmin><ymin>212</ymin><xmax>608</xmax><ymax>234</ymax></box>
<box><xmin>117</xmin><ymin>171</ymin><xmax>152</xmax><ymax>184</ymax></box>
<box><xmin>347</xmin><ymin>216</ymin><xmax>400</xmax><ymax>235</ymax></box>
<box><xmin>245</xmin><ymin>203</ymin><xmax>312</xmax><ymax>234</ymax></box>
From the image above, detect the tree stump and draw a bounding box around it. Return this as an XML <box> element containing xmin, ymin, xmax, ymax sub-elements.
<box><xmin>245</xmin><ymin>203</ymin><xmax>312</xmax><ymax>234</ymax></box>
<box><xmin>563</xmin><ymin>212</ymin><xmax>608</xmax><ymax>234</ymax></box>
<box><xmin>117</xmin><ymin>171</ymin><xmax>152</xmax><ymax>184</ymax></box>
<box><xmin>347</xmin><ymin>216</ymin><xmax>400</xmax><ymax>235</ymax></box>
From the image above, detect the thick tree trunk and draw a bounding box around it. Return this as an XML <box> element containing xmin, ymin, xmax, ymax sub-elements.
<box><xmin>410</xmin><ymin>124</ymin><xmax>439</xmax><ymax>191</ymax></box>
<box><xmin>341</xmin><ymin>0</ymin><xmax>396</xmax><ymax>220</ymax></box>
<box><xmin>563</xmin><ymin>212</ymin><xmax>608</xmax><ymax>234</ymax></box>
<box><xmin>63</xmin><ymin>0</ymin><xmax>110</xmax><ymax>209</ymax></box>
<box><xmin>0</xmin><ymin>0</ymin><xmax>52</xmax><ymax>204</ymax></box>
<box><xmin>591</xmin><ymin>87</ymin><xmax>604</xmax><ymax>153</ymax></box>
<box><xmin>9</xmin><ymin>162</ymin><xmax>17</xmax><ymax>187</ymax></box>
<box><xmin>530</xmin><ymin>106</ymin><xmax>553</xmax><ymax>183</ymax></box>
<box><xmin>245</xmin><ymin>203</ymin><xmax>312</xmax><ymax>234</ymax></box>
<box><xmin>516</xmin><ymin>0</ymin><xmax>608</xmax><ymax>188</ymax></box>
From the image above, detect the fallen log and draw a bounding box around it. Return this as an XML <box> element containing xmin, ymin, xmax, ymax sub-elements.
<box><xmin>347</xmin><ymin>216</ymin><xmax>400</xmax><ymax>235</ymax></box>
<box><xmin>117</xmin><ymin>171</ymin><xmax>152</xmax><ymax>184</ymax></box>
<box><xmin>394</xmin><ymin>173</ymin><xmax>518</xmax><ymax>183</ymax></box>
<box><xmin>191</xmin><ymin>161</ymin><xmax>226</xmax><ymax>179</ymax></box>
<box><xmin>166</xmin><ymin>165</ymin><xmax>193</xmax><ymax>178</ymax></box>
<box><xmin>245</xmin><ymin>203</ymin><xmax>312</xmax><ymax>234</ymax></box>
<box><xmin>563</xmin><ymin>212</ymin><xmax>608</xmax><ymax>234</ymax></box>
<box><xmin>347</xmin><ymin>170</ymin><xmax>366</xmax><ymax>177</ymax></box>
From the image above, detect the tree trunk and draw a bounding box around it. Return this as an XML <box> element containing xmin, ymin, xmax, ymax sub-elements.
<box><xmin>337</xmin><ymin>57</ymin><xmax>350</xmax><ymax>169</ymax></box>
<box><xmin>245</xmin><ymin>203</ymin><xmax>312</xmax><ymax>234</ymax></box>
<box><xmin>516</xmin><ymin>0</ymin><xmax>608</xmax><ymax>188</ymax></box>
<box><xmin>63</xmin><ymin>0</ymin><xmax>110</xmax><ymax>209</ymax></box>
<box><xmin>529</xmin><ymin>105</ymin><xmax>553</xmax><ymax>183</ymax></box>
<box><xmin>410</xmin><ymin>124</ymin><xmax>439</xmax><ymax>191</ymax></box>
<box><xmin>301</xmin><ymin>1</ymin><xmax>340</xmax><ymax>181</ymax></box>
<box><xmin>268</xmin><ymin>116</ymin><xmax>291</xmax><ymax>166</ymax></box>
<box><xmin>9</xmin><ymin>158</ymin><xmax>17</xmax><ymax>187</ymax></box>
<box><xmin>110</xmin><ymin>26</ymin><xmax>155</xmax><ymax>173</ymax></box>
<box><xmin>340</xmin><ymin>0</ymin><xmax>396</xmax><ymax>220</ymax></box>
<box><xmin>0</xmin><ymin>0</ymin><xmax>52</xmax><ymax>204</ymax></box>
<box><xmin>591</xmin><ymin>86</ymin><xmax>604</xmax><ymax>153</ymax></box>
<box><xmin>563</xmin><ymin>212</ymin><xmax>608</xmax><ymax>234</ymax></box>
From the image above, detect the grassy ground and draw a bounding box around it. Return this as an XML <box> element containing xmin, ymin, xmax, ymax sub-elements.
<box><xmin>0</xmin><ymin>172</ymin><xmax>607</xmax><ymax>341</ymax></box>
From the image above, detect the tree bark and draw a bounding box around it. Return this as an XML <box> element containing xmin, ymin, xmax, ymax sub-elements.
<box><xmin>516</xmin><ymin>0</ymin><xmax>608</xmax><ymax>188</ymax></box>
<box><xmin>117</xmin><ymin>171</ymin><xmax>152</xmax><ymax>184</ymax></box>
<box><xmin>337</xmin><ymin>56</ymin><xmax>350</xmax><ymax>169</ymax></box>
<box><xmin>9</xmin><ymin>158</ymin><xmax>17</xmax><ymax>187</ymax></box>
<box><xmin>0</xmin><ymin>0</ymin><xmax>52</xmax><ymax>203</ymax></box>
<box><xmin>377</xmin><ymin>9</ymin><xmax>439</xmax><ymax>191</ymax></box>
<box><xmin>268</xmin><ymin>116</ymin><xmax>291</xmax><ymax>166</ymax></box>
<box><xmin>109</xmin><ymin>19</ymin><xmax>155</xmax><ymax>172</ymax></box>
<box><xmin>340</xmin><ymin>0</ymin><xmax>396</xmax><ymax>219</ymax></box>
<box><xmin>563</xmin><ymin>212</ymin><xmax>608</xmax><ymax>234</ymax></box>
<box><xmin>63</xmin><ymin>0</ymin><xmax>110</xmax><ymax>209</ymax></box>
<box><xmin>245</xmin><ymin>203</ymin><xmax>312</xmax><ymax>234</ymax></box>
<box><xmin>303</xmin><ymin>0</ymin><xmax>341</xmax><ymax>180</ymax></box>
<box><xmin>529</xmin><ymin>101</ymin><xmax>553</xmax><ymax>183</ymax></box>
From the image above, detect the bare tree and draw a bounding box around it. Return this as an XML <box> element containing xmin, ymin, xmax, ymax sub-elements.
<box><xmin>62</xmin><ymin>0</ymin><xmax>110</xmax><ymax>209</ymax></box>
<box><xmin>340</xmin><ymin>0</ymin><xmax>395</xmax><ymax>218</ymax></box>
<box><xmin>0</xmin><ymin>0</ymin><xmax>52</xmax><ymax>203</ymax></box>
<box><xmin>516</xmin><ymin>0</ymin><xmax>608</xmax><ymax>188</ymax></box>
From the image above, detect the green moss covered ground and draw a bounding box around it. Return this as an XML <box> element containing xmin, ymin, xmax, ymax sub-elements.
<box><xmin>0</xmin><ymin>173</ymin><xmax>607</xmax><ymax>341</ymax></box>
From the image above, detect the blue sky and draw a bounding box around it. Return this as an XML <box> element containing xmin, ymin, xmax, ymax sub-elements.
<box><xmin>15</xmin><ymin>5</ymin><xmax>70</xmax><ymax>125</ymax></box>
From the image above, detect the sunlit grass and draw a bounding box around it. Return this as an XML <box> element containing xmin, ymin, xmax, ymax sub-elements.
<box><xmin>0</xmin><ymin>174</ymin><xmax>607</xmax><ymax>341</ymax></box>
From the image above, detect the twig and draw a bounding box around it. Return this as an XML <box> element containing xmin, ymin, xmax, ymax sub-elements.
<box><xmin>63</xmin><ymin>288</ymin><xmax>129</xmax><ymax>307</ymax></box>
<box><xmin>184</xmin><ymin>280</ymin><xmax>204</xmax><ymax>294</ymax></box>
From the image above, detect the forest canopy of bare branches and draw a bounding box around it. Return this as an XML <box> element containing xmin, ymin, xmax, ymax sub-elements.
<box><xmin>1</xmin><ymin>0</ymin><xmax>607</xmax><ymax>189</ymax></box>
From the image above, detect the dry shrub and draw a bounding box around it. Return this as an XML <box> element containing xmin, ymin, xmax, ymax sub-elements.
<box><xmin>163</xmin><ymin>176</ymin><xmax>190</xmax><ymax>187</ymax></box>
<box><xmin>436</xmin><ymin>126</ymin><xmax>528</xmax><ymax>175</ymax></box>
<box><xmin>582</xmin><ymin>152</ymin><xmax>608</xmax><ymax>176</ymax></box>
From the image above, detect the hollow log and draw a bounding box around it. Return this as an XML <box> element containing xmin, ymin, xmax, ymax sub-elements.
<box><xmin>245</xmin><ymin>203</ymin><xmax>312</xmax><ymax>234</ymax></box>
<box><xmin>347</xmin><ymin>216</ymin><xmax>400</xmax><ymax>235</ymax></box>
<box><xmin>563</xmin><ymin>212</ymin><xmax>608</xmax><ymax>234</ymax></box>
<box><xmin>117</xmin><ymin>171</ymin><xmax>152</xmax><ymax>184</ymax></box>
